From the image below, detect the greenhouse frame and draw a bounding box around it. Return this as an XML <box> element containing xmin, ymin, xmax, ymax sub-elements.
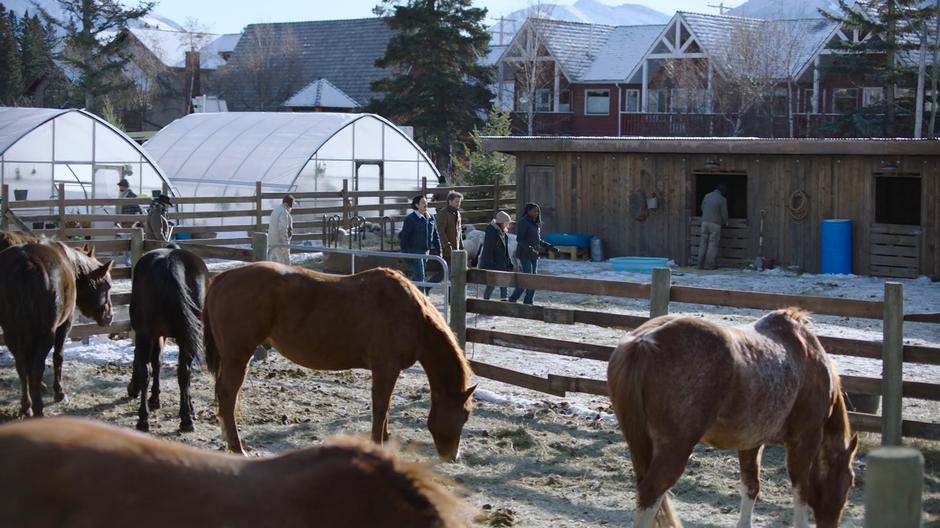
<box><xmin>0</xmin><ymin>107</ymin><xmax>175</xmax><ymax>209</ymax></box>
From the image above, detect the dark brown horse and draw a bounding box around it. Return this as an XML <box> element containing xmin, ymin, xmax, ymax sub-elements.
<box><xmin>204</xmin><ymin>263</ymin><xmax>475</xmax><ymax>460</ymax></box>
<box><xmin>608</xmin><ymin>308</ymin><xmax>858</xmax><ymax>528</ymax></box>
<box><xmin>0</xmin><ymin>240</ymin><xmax>113</xmax><ymax>417</ymax></box>
<box><xmin>127</xmin><ymin>245</ymin><xmax>209</xmax><ymax>433</ymax></box>
<box><xmin>0</xmin><ymin>417</ymin><xmax>467</xmax><ymax>528</ymax></box>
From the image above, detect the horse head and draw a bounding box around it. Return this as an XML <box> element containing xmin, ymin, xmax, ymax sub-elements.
<box><xmin>806</xmin><ymin>429</ymin><xmax>859</xmax><ymax>527</ymax></box>
<box><xmin>427</xmin><ymin>385</ymin><xmax>476</xmax><ymax>462</ymax></box>
<box><xmin>72</xmin><ymin>245</ymin><xmax>114</xmax><ymax>326</ymax></box>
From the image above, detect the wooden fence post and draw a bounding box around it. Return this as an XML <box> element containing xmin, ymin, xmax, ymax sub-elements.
<box><xmin>57</xmin><ymin>183</ymin><xmax>65</xmax><ymax>236</ymax></box>
<box><xmin>0</xmin><ymin>184</ymin><xmax>8</xmax><ymax>230</ymax></box>
<box><xmin>649</xmin><ymin>267</ymin><xmax>672</xmax><ymax>318</ymax></box>
<box><xmin>883</xmin><ymin>281</ymin><xmax>904</xmax><ymax>446</ymax></box>
<box><xmin>341</xmin><ymin>179</ymin><xmax>349</xmax><ymax>228</ymax></box>
<box><xmin>255</xmin><ymin>181</ymin><xmax>263</xmax><ymax>233</ymax></box>
<box><xmin>449</xmin><ymin>250</ymin><xmax>468</xmax><ymax>349</ymax></box>
<box><xmin>421</xmin><ymin>177</ymin><xmax>428</xmax><ymax>199</ymax></box>
<box><xmin>130</xmin><ymin>228</ymin><xmax>144</xmax><ymax>269</ymax></box>
<box><xmin>864</xmin><ymin>447</ymin><xmax>923</xmax><ymax>527</ymax></box>
<box><xmin>251</xmin><ymin>232</ymin><xmax>268</xmax><ymax>262</ymax></box>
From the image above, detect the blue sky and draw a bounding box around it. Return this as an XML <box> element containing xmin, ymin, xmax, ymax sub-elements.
<box><xmin>149</xmin><ymin>0</ymin><xmax>740</xmax><ymax>34</ymax></box>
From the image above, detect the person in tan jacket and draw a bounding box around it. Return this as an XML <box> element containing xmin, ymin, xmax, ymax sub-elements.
<box><xmin>436</xmin><ymin>191</ymin><xmax>463</xmax><ymax>265</ymax></box>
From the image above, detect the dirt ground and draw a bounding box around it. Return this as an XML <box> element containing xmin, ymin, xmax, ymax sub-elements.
<box><xmin>0</xmin><ymin>258</ymin><xmax>938</xmax><ymax>527</ymax></box>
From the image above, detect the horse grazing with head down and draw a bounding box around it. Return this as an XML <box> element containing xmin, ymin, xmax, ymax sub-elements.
<box><xmin>608</xmin><ymin>308</ymin><xmax>858</xmax><ymax>528</ymax></box>
<box><xmin>0</xmin><ymin>240</ymin><xmax>113</xmax><ymax>417</ymax></box>
<box><xmin>127</xmin><ymin>245</ymin><xmax>209</xmax><ymax>433</ymax></box>
<box><xmin>204</xmin><ymin>263</ymin><xmax>476</xmax><ymax>460</ymax></box>
<box><xmin>0</xmin><ymin>417</ymin><xmax>467</xmax><ymax>528</ymax></box>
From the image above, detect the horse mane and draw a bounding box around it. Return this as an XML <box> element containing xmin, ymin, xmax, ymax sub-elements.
<box><xmin>777</xmin><ymin>306</ymin><xmax>813</xmax><ymax>324</ymax></box>
<box><xmin>282</xmin><ymin>436</ymin><xmax>467</xmax><ymax>526</ymax></box>
<box><xmin>0</xmin><ymin>231</ymin><xmax>38</xmax><ymax>252</ymax></box>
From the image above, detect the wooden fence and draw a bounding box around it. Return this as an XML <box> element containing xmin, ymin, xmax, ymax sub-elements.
<box><xmin>457</xmin><ymin>265</ymin><xmax>940</xmax><ymax>444</ymax></box>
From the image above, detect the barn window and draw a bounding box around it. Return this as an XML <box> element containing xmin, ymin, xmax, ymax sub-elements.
<box><xmin>875</xmin><ymin>175</ymin><xmax>921</xmax><ymax>226</ymax></box>
<box><xmin>694</xmin><ymin>171</ymin><xmax>747</xmax><ymax>220</ymax></box>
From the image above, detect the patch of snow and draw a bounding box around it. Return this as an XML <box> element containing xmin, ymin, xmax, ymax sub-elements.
<box><xmin>474</xmin><ymin>388</ymin><xmax>539</xmax><ymax>408</ymax></box>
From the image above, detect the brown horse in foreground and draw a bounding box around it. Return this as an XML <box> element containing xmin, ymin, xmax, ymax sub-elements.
<box><xmin>0</xmin><ymin>417</ymin><xmax>466</xmax><ymax>528</ymax></box>
<box><xmin>0</xmin><ymin>239</ymin><xmax>113</xmax><ymax>417</ymax></box>
<box><xmin>204</xmin><ymin>263</ymin><xmax>476</xmax><ymax>460</ymax></box>
<box><xmin>608</xmin><ymin>308</ymin><xmax>858</xmax><ymax>528</ymax></box>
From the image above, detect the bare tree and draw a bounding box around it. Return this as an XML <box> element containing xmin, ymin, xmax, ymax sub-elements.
<box><xmin>504</xmin><ymin>1</ymin><xmax>555</xmax><ymax>135</ymax></box>
<box><xmin>217</xmin><ymin>23</ymin><xmax>302</xmax><ymax>111</ymax></box>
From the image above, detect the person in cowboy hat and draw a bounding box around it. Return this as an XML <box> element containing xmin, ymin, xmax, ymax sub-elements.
<box><xmin>144</xmin><ymin>194</ymin><xmax>174</xmax><ymax>241</ymax></box>
<box><xmin>478</xmin><ymin>210</ymin><xmax>514</xmax><ymax>300</ymax></box>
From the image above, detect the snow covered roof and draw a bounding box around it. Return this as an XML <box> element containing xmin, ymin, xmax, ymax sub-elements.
<box><xmin>283</xmin><ymin>79</ymin><xmax>359</xmax><ymax>109</ymax></box>
<box><xmin>580</xmin><ymin>24</ymin><xmax>665</xmax><ymax>82</ymax></box>
<box><xmin>128</xmin><ymin>27</ymin><xmax>240</xmax><ymax>70</ymax></box>
<box><xmin>143</xmin><ymin>112</ymin><xmax>439</xmax><ymax>189</ymax></box>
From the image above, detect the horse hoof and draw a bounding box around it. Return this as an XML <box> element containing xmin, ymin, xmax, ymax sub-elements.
<box><xmin>179</xmin><ymin>421</ymin><xmax>195</xmax><ymax>433</ymax></box>
<box><xmin>127</xmin><ymin>382</ymin><xmax>140</xmax><ymax>398</ymax></box>
<box><xmin>54</xmin><ymin>392</ymin><xmax>68</xmax><ymax>404</ymax></box>
<box><xmin>148</xmin><ymin>398</ymin><xmax>161</xmax><ymax>410</ymax></box>
<box><xmin>136</xmin><ymin>420</ymin><xmax>150</xmax><ymax>432</ymax></box>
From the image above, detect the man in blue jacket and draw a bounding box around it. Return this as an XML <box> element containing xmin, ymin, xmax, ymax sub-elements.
<box><xmin>399</xmin><ymin>195</ymin><xmax>441</xmax><ymax>293</ymax></box>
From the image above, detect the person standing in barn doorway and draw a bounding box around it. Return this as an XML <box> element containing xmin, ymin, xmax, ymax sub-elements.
<box><xmin>268</xmin><ymin>195</ymin><xmax>294</xmax><ymax>265</ymax></box>
<box><xmin>698</xmin><ymin>183</ymin><xmax>728</xmax><ymax>270</ymax></box>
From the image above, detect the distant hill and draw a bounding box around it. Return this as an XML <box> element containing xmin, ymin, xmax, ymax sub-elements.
<box><xmin>726</xmin><ymin>0</ymin><xmax>842</xmax><ymax>19</ymax></box>
<box><xmin>6</xmin><ymin>0</ymin><xmax>185</xmax><ymax>31</ymax></box>
<box><xmin>489</xmin><ymin>0</ymin><xmax>669</xmax><ymax>45</ymax></box>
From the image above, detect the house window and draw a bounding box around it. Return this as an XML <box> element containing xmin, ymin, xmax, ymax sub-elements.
<box><xmin>648</xmin><ymin>89</ymin><xmax>668</xmax><ymax>113</ymax></box>
<box><xmin>803</xmin><ymin>88</ymin><xmax>815</xmax><ymax>114</ymax></box>
<box><xmin>771</xmin><ymin>87</ymin><xmax>788</xmax><ymax>115</ymax></box>
<box><xmin>670</xmin><ymin>88</ymin><xmax>707</xmax><ymax>114</ymax></box>
<box><xmin>622</xmin><ymin>89</ymin><xmax>640</xmax><ymax>113</ymax></box>
<box><xmin>833</xmin><ymin>88</ymin><xmax>858</xmax><ymax>114</ymax></box>
<box><xmin>558</xmin><ymin>90</ymin><xmax>571</xmax><ymax>112</ymax></box>
<box><xmin>585</xmin><ymin>89</ymin><xmax>610</xmax><ymax>115</ymax></box>
<box><xmin>863</xmin><ymin>87</ymin><xmax>884</xmax><ymax>108</ymax></box>
<box><xmin>535</xmin><ymin>89</ymin><xmax>552</xmax><ymax>112</ymax></box>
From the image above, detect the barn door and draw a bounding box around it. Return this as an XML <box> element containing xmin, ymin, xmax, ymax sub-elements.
<box><xmin>871</xmin><ymin>173</ymin><xmax>922</xmax><ymax>278</ymax></box>
<box><xmin>524</xmin><ymin>165</ymin><xmax>556</xmax><ymax>227</ymax></box>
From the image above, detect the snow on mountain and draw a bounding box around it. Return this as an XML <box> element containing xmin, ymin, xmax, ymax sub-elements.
<box><xmin>489</xmin><ymin>0</ymin><xmax>669</xmax><ymax>45</ymax></box>
<box><xmin>6</xmin><ymin>0</ymin><xmax>184</xmax><ymax>32</ymax></box>
<box><xmin>726</xmin><ymin>0</ymin><xmax>843</xmax><ymax>19</ymax></box>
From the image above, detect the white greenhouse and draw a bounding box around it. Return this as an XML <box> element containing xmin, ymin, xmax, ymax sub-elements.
<box><xmin>0</xmin><ymin>107</ymin><xmax>174</xmax><ymax>211</ymax></box>
<box><xmin>143</xmin><ymin>112</ymin><xmax>440</xmax><ymax>226</ymax></box>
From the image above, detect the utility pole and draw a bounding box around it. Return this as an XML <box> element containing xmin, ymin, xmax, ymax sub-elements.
<box><xmin>708</xmin><ymin>2</ymin><xmax>732</xmax><ymax>15</ymax></box>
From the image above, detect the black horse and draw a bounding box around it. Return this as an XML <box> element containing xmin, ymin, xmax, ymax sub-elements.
<box><xmin>0</xmin><ymin>240</ymin><xmax>113</xmax><ymax>417</ymax></box>
<box><xmin>127</xmin><ymin>245</ymin><xmax>208</xmax><ymax>432</ymax></box>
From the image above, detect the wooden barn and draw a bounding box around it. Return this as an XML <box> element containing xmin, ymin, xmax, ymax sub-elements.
<box><xmin>482</xmin><ymin>137</ymin><xmax>940</xmax><ymax>279</ymax></box>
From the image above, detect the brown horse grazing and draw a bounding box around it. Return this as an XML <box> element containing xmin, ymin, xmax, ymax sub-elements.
<box><xmin>0</xmin><ymin>240</ymin><xmax>113</xmax><ymax>417</ymax></box>
<box><xmin>204</xmin><ymin>263</ymin><xmax>475</xmax><ymax>460</ymax></box>
<box><xmin>608</xmin><ymin>308</ymin><xmax>858</xmax><ymax>528</ymax></box>
<box><xmin>0</xmin><ymin>417</ymin><xmax>467</xmax><ymax>528</ymax></box>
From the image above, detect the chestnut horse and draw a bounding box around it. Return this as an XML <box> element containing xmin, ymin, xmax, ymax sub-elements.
<box><xmin>204</xmin><ymin>263</ymin><xmax>475</xmax><ymax>460</ymax></box>
<box><xmin>0</xmin><ymin>239</ymin><xmax>113</xmax><ymax>417</ymax></box>
<box><xmin>127</xmin><ymin>245</ymin><xmax>209</xmax><ymax>433</ymax></box>
<box><xmin>608</xmin><ymin>308</ymin><xmax>858</xmax><ymax>528</ymax></box>
<box><xmin>0</xmin><ymin>417</ymin><xmax>467</xmax><ymax>528</ymax></box>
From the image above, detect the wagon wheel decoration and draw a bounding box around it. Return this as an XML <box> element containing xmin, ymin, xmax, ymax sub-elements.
<box><xmin>787</xmin><ymin>189</ymin><xmax>809</xmax><ymax>221</ymax></box>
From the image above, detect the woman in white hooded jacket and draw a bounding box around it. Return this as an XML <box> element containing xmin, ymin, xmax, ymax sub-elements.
<box><xmin>268</xmin><ymin>195</ymin><xmax>294</xmax><ymax>264</ymax></box>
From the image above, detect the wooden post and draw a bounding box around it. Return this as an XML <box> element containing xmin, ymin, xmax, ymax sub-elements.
<box><xmin>649</xmin><ymin>267</ymin><xmax>671</xmax><ymax>318</ymax></box>
<box><xmin>255</xmin><ymin>181</ymin><xmax>263</xmax><ymax>233</ymax></box>
<box><xmin>0</xmin><ymin>184</ymin><xmax>8</xmax><ymax>230</ymax></box>
<box><xmin>449</xmin><ymin>250</ymin><xmax>468</xmax><ymax>350</ymax></box>
<box><xmin>421</xmin><ymin>176</ymin><xmax>428</xmax><ymax>199</ymax></box>
<box><xmin>162</xmin><ymin>181</ymin><xmax>169</xmax><ymax>198</ymax></box>
<box><xmin>341</xmin><ymin>179</ymin><xmax>349</xmax><ymax>229</ymax></box>
<box><xmin>130</xmin><ymin>228</ymin><xmax>144</xmax><ymax>269</ymax></box>
<box><xmin>882</xmin><ymin>282</ymin><xmax>904</xmax><ymax>446</ymax></box>
<box><xmin>493</xmin><ymin>176</ymin><xmax>501</xmax><ymax>217</ymax></box>
<box><xmin>57</xmin><ymin>183</ymin><xmax>65</xmax><ymax>236</ymax></box>
<box><xmin>251</xmin><ymin>232</ymin><xmax>268</xmax><ymax>262</ymax></box>
<box><xmin>864</xmin><ymin>447</ymin><xmax>923</xmax><ymax>528</ymax></box>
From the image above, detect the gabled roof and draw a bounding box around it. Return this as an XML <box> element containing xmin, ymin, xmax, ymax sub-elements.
<box><xmin>224</xmin><ymin>18</ymin><xmax>394</xmax><ymax>110</ymax></box>
<box><xmin>127</xmin><ymin>27</ymin><xmax>239</xmax><ymax>70</ymax></box>
<box><xmin>284</xmin><ymin>79</ymin><xmax>360</xmax><ymax>109</ymax></box>
<box><xmin>580</xmin><ymin>24</ymin><xmax>665</xmax><ymax>82</ymax></box>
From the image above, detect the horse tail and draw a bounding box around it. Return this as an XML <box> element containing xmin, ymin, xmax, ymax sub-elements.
<box><xmin>164</xmin><ymin>252</ymin><xmax>204</xmax><ymax>368</ymax></box>
<box><xmin>608</xmin><ymin>333</ymin><xmax>682</xmax><ymax>528</ymax></box>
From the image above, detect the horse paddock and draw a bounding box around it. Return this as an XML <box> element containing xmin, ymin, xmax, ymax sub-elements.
<box><xmin>0</xmin><ymin>258</ymin><xmax>938</xmax><ymax>527</ymax></box>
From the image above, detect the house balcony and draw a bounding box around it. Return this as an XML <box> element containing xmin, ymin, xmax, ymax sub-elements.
<box><xmin>510</xmin><ymin>112</ymin><xmax>575</xmax><ymax>136</ymax></box>
<box><xmin>620</xmin><ymin>113</ymin><xmax>735</xmax><ymax>137</ymax></box>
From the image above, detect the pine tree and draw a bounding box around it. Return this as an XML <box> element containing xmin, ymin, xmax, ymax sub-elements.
<box><xmin>454</xmin><ymin>108</ymin><xmax>515</xmax><ymax>190</ymax></box>
<box><xmin>37</xmin><ymin>0</ymin><xmax>154</xmax><ymax>113</ymax></box>
<box><xmin>368</xmin><ymin>0</ymin><xmax>494</xmax><ymax>177</ymax></box>
<box><xmin>0</xmin><ymin>4</ymin><xmax>24</xmax><ymax>105</ymax></box>
<box><xmin>19</xmin><ymin>13</ymin><xmax>57</xmax><ymax>106</ymax></box>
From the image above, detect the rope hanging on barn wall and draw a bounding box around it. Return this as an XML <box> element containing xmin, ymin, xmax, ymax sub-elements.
<box><xmin>787</xmin><ymin>190</ymin><xmax>809</xmax><ymax>221</ymax></box>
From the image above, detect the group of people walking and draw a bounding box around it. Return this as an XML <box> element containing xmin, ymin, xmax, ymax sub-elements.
<box><xmin>398</xmin><ymin>191</ymin><xmax>556</xmax><ymax>304</ymax></box>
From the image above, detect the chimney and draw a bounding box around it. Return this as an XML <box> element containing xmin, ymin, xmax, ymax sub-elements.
<box><xmin>185</xmin><ymin>51</ymin><xmax>202</xmax><ymax>113</ymax></box>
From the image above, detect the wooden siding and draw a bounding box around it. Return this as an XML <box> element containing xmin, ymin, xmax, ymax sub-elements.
<box><xmin>511</xmin><ymin>152</ymin><xmax>940</xmax><ymax>277</ymax></box>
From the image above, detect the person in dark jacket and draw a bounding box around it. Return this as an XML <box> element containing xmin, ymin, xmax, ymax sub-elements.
<box><xmin>398</xmin><ymin>195</ymin><xmax>441</xmax><ymax>293</ymax></box>
<box><xmin>479</xmin><ymin>211</ymin><xmax>514</xmax><ymax>300</ymax></box>
<box><xmin>508</xmin><ymin>203</ymin><xmax>557</xmax><ymax>305</ymax></box>
<box><xmin>117</xmin><ymin>179</ymin><xmax>142</xmax><ymax>222</ymax></box>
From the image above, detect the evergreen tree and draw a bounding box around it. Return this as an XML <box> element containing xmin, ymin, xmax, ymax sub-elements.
<box><xmin>0</xmin><ymin>4</ymin><xmax>23</xmax><ymax>104</ymax></box>
<box><xmin>454</xmin><ymin>107</ymin><xmax>515</xmax><ymax>190</ymax></box>
<box><xmin>368</xmin><ymin>0</ymin><xmax>493</xmax><ymax>177</ymax></box>
<box><xmin>19</xmin><ymin>13</ymin><xmax>57</xmax><ymax>106</ymax></box>
<box><xmin>37</xmin><ymin>0</ymin><xmax>154</xmax><ymax>113</ymax></box>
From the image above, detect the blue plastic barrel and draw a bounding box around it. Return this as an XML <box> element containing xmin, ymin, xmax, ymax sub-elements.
<box><xmin>821</xmin><ymin>219</ymin><xmax>853</xmax><ymax>274</ymax></box>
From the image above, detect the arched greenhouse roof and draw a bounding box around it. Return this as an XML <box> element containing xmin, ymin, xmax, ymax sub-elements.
<box><xmin>0</xmin><ymin>107</ymin><xmax>175</xmax><ymax>199</ymax></box>
<box><xmin>143</xmin><ymin>112</ymin><xmax>441</xmax><ymax>191</ymax></box>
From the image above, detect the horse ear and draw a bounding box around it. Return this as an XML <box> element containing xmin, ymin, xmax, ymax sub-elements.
<box><xmin>463</xmin><ymin>384</ymin><xmax>477</xmax><ymax>402</ymax></box>
<box><xmin>81</xmin><ymin>243</ymin><xmax>91</xmax><ymax>254</ymax></box>
<box><xmin>92</xmin><ymin>259</ymin><xmax>113</xmax><ymax>279</ymax></box>
<box><xmin>88</xmin><ymin>245</ymin><xmax>96</xmax><ymax>258</ymax></box>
